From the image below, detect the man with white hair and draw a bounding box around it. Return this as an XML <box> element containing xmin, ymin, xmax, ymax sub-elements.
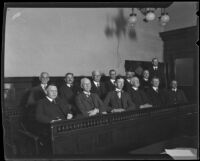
<box><xmin>91</xmin><ymin>70</ymin><xmax>107</xmax><ymax>99</ymax></box>
<box><xmin>26</xmin><ymin>72</ymin><xmax>50</xmax><ymax>107</ymax></box>
<box><xmin>128</xmin><ymin>76</ymin><xmax>152</xmax><ymax>109</ymax></box>
<box><xmin>75</xmin><ymin>78</ymin><xmax>107</xmax><ymax>117</ymax></box>
<box><xmin>104</xmin><ymin>76</ymin><xmax>136</xmax><ymax>113</ymax></box>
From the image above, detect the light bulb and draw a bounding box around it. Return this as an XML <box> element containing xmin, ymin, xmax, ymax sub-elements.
<box><xmin>128</xmin><ymin>14</ymin><xmax>137</xmax><ymax>24</ymax></box>
<box><xmin>146</xmin><ymin>11</ymin><xmax>156</xmax><ymax>21</ymax></box>
<box><xmin>160</xmin><ymin>13</ymin><xmax>170</xmax><ymax>23</ymax></box>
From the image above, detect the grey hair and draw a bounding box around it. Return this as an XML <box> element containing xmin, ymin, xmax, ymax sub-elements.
<box><xmin>80</xmin><ymin>78</ymin><xmax>91</xmax><ymax>88</ymax></box>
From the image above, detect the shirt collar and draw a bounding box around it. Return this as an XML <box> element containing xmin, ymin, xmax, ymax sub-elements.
<box><xmin>110</xmin><ymin>79</ymin><xmax>115</xmax><ymax>83</ymax></box>
<box><xmin>41</xmin><ymin>83</ymin><xmax>47</xmax><ymax>89</ymax></box>
<box><xmin>127</xmin><ymin>79</ymin><xmax>131</xmax><ymax>83</ymax></box>
<box><xmin>172</xmin><ymin>88</ymin><xmax>177</xmax><ymax>92</ymax></box>
<box><xmin>46</xmin><ymin>96</ymin><xmax>53</xmax><ymax>102</ymax></box>
<box><xmin>153</xmin><ymin>87</ymin><xmax>158</xmax><ymax>92</ymax></box>
<box><xmin>144</xmin><ymin>78</ymin><xmax>148</xmax><ymax>81</ymax></box>
<box><xmin>115</xmin><ymin>88</ymin><xmax>122</xmax><ymax>92</ymax></box>
<box><xmin>153</xmin><ymin>66</ymin><xmax>158</xmax><ymax>70</ymax></box>
<box><xmin>83</xmin><ymin>91</ymin><xmax>91</xmax><ymax>96</ymax></box>
<box><xmin>132</xmin><ymin>86</ymin><xmax>138</xmax><ymax>91</ymax></box>
<box><xmin>93</xmin><ymin>81</ymin><xmax>100</xmax><ymax>86</ymax></box>
<box><xmin>66</xmin><ymin>83</ymin><xmax>72</xmax><ymax>88</ymax></box>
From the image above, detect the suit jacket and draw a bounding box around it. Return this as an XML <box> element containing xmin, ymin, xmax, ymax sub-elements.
<box><xmin>105</xmin><ymin>79</ymin><xmax>116</xmax><ymax>92</ymax></box>
<box><xmin>91</xmin><ymin>81</ymin><xmax>107</xmax><ymax>99</ymax></box>
<box><xmin>75</xmin><ymin>92</ymin><xmax>106</xmax><ymax>117</ymax></box>
<box><xmin>104</xmin><ymin>90</ymin><xmax>136</xmax><ymax>112</ymax></box>
<box><xmin>148</xmin><ymin>65</ymin><xmax>166</xmax><ymax>88</ymax></box>
<box><xmin>166</xmin><ymin>89</ymin><xmax>188</xmax><ymax>106</ymax></box>
<box><xmin>26</xmin><ymin>84</ymin><xmax>46</xmax><ymax>107</ymax></box>
<box><xmin>36</xmin><ymin>97</ymin><xmax>71</xmax><ymax>124</ymax></box>
<box><xmin>146</xmin><ymin>87</ymin><xmax>166</xmax><ymax>107</ymax></box>
<box><xmin>123</xmin><ymin>79</ymin><xmax>132</xmax><ymax>92</ymax></box>
<box><xmin>127</xmin><ymin>88</ymin><xmax>150</xmax><ymax>108</ymax></box>
<box><xmin>140</xmin><ymin>78</ymin><xmax>151</xmax><ymax>91</ymax></box>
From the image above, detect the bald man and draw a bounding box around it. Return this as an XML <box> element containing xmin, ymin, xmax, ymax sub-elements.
<box><xmin>75</xmin><ymin>78</ymin><xmax>107</xmax><ymax>117</ymax></box>
<box><xmin>90</xmin><ymin>70</ymin><xmax>107</xmax><ymax>100</ymax></box>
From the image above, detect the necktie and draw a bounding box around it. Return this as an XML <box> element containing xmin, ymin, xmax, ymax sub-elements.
<box><xmin>52</xmin><ymin>99</ymin><xmax>56</xmax><ymax>104</ymax></box>
<box><xmin>116</xmin><ymin>89</ymin><xmax>121</xmax><ymax>99</ymax></box>
<box><xmin>117</xmin><ymin>91</ymin><xmax>121</xmax><ymax>99</ymax></box>
<box><xmin>97</xmin><ymin>83</ymin><xmax>100</xmax><ymax>88</ymax></box>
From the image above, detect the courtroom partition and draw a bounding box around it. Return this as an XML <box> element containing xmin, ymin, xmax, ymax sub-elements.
<box><xmin>49</xmin><ymin>104</ymin><xmax>197</xmax><ymax>155</ymax></box>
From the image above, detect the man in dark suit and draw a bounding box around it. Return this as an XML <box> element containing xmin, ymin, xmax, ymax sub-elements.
<box><xmin>104</xmin><ymin>76</ymin><xmax>136</xmax><ymax>113</ymax></box>
<box><xmin>75</xmin><ymin>78</ymin><xmax>107</xmax><ymax>117</ymax></box>
<box><xmin>128</xmin><ymin>76</ymin><xmax>152</xmax><ymax>109</ymax></box>
<box><xmin>59</xmin><ymin>73</ymin><xmax>80</xmax><ymax>116</ymax></box>
<box><xmin>91</xmin><ymin>70</ymin><xmax>107</xmax><ymax>100</ymax></box>
<box><xmin>148</xmin><ymin>58</ymin><xmax>166</xmax><ymax>88</ymax></box>
<box><xmin>146</xmin><ymin>77</ymin><xmax>166</xmax><ymax>107</ymax></box>
<box><xmin>166</xmin><ymin>80</ymin><xmax>188</xmax><ymax>106</ymax></box>
<box><xmin>36</xmin><ymin>84</ymin><xmax>73</xmax><ymax>124</ymax></box>
<box><xmin>140</xmin><ymin>69</ymin><xmax>151</xmax><ymax>91</ymax></box>
<box><xmin>105</xmin><ymin>69</ymin><xmax>117</xmax><ymax>92</ymax></box>
<box><xmin>35</xmin><ymin>83</ymin><xmax>73</xmax><ymax>155</ymax></box>
<box><xmin>123</xmin><ymin>70</ymin><xmax>135</xmax><ymax>92</ymax></box>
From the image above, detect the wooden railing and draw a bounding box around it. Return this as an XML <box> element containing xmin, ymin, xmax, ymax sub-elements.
<box><xmin>49</xmin><ymin>103</ymin><xmax>197</xmax><ymax>155</ymax></box>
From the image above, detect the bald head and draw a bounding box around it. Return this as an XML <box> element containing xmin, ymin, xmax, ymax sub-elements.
<box><xmin>92</xmin><ymin>70</ymin><xmax>101</xmax><ymax>82</ymax></box>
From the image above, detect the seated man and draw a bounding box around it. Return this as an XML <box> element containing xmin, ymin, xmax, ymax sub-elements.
<box><xmin>128</xmin><ymin>76</ymin><xmax>152</xmax><ymax>109</ymax></box>
<box><xmin>104</xmin><ymin>76</ymin><xmax>136</xmax><ymax>113</ymax></box>
<box><xmin>75</xmin><ymin>78</ymin><xmax>107</xmax><ymax>117</ymax></box>
<box><xmin>59</xmin><ymin>73</ymin><xmax>80</xmax><ymax>116</ymax></box>
<box><xmin>123</xmin><ymin>70</ymin><xmax>135</xmax><ymax>92</ymax></box>
<box><xmin>146</xmin><ymin>77</ymin><xmax>166</xmax><ymax>107</ymax></box>
<box><xmin>140</xmin><ymin>69</ymin><xmax>151</xmax><ymax>91</ymax></box>
<box><xmin>105</xmin><ymin>69</ymin><xmax>117</xmax><ymax>92</ymax></box>
<box><xmin>36</xmin><ymin>83</ymin><xmax>73</xmax><ymax>124</ymax></box>
<box><xmin>166</xmin><ymin>80</ymin><xmax>188</xmax><ymax>106</ymax></box>
<box><xmin>91</xmin><ymin>70</ymin><xmax>107</xmax><ymax>99</ymax></box>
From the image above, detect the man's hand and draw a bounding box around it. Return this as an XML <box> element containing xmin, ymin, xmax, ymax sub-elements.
<box><xmin>67</xmin><ymin>113</ymin><xmax>73</xmax><ymax>119</ymax></box>
<box><xmin>140</xmin><ymin>104</ymin><xmax>153</xmax><ymax>109</ymax></box>
<box><xmin>88</xmin><ymin>108</ymin><xmax>99</xmax><ymax>116</ymax></box>
<box><xmin>50</xmin><ymin>118</ymin><xmax>62</xmax><ymax>123</ymax></box>
<box><xmin>102</xmin><ymin>111</ymin><xmax>107</xmax><ymax>115</ymax></box>
<box><xmin>111</xmin><ymin>108</ymin><xmax>125</xmax><ymax>113</ymax></box>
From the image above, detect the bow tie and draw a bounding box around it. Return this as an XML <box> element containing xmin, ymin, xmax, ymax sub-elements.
<box><xmin>115</xmin><ymin>89</ymin><xmax>122</xmax><ymax>92</ymax></box>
